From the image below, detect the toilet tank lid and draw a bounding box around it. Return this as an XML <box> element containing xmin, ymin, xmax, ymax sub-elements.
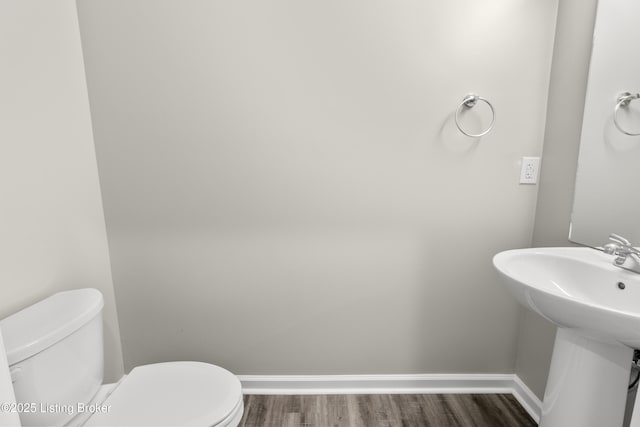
<box><xmin>0</xmin><ymin>289</ymin><xmax>104</xmax><ymax>366</ymax></box>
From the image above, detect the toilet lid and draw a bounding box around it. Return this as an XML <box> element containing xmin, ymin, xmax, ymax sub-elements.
<box><xmin>84</xmin><ymin>361</ymin><xmax>242</xmax><ymax>427</ymax></box>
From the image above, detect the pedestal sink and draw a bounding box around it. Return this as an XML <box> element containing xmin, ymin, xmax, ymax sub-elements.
<box><xmin>493</xmin><ymin>247</ymin><xmax>640</xmax><ymax>427</ymax></box>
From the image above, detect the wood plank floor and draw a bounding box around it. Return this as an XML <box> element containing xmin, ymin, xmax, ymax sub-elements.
<box><xmin>239</xmin><ymin>394</ymin><xmax>537</xmax><ymax>427</ymax></box>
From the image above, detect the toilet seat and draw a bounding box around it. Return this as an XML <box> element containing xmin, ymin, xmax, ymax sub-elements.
<box><xmin>83</xmin><ymin>361</ymin><xmax>243</xmax><ymax>427</ymax></box>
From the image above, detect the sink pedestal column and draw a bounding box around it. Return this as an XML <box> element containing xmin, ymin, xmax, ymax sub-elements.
<box><xmin>540</xmin><ymin>328</ymin><xmax>632</xmax><ymax>427</ymax></box>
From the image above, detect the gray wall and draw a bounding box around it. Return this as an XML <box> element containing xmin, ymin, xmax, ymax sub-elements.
<box><xmin>0</xmin><ymin>0</ymin><xmax>124</xmax><ymax>381</ymax></box>
<box><xmin>518</xmin><ymin>0</ymin><xmax>598</xmax><ymax>399</ymax></box>
<box><xmin>77</xmin><ymin>0</ymin><xmax>559</xmax><ymax>375</ymax></box>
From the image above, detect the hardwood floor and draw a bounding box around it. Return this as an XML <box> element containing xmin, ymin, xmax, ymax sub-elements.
<box><xmin>239</xmin><ymin>394</ymin><xmax>537</xmax><ymax>427</ymax></box>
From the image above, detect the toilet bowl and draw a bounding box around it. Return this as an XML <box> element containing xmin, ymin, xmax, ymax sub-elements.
<box><xmin>0</xmin><ymin>289</ymin><xmax>243</xmax><ymax>426</ymax></box>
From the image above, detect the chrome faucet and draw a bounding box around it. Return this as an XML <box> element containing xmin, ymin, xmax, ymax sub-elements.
<box><xmin>603</xmin><ymin>233</ymin><xmax>640</xmax><ymax>273</ymax></box>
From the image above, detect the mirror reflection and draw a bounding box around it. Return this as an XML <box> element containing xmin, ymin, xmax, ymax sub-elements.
<box><xmin>570</xmin><ymin>0</ymin><xmax>640</xmax><ymax>248</ymax></box>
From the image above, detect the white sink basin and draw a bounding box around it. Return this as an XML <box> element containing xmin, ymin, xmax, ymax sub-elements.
<box><xmin>493</xmin><ymin>247</ymin><xmax>640</xmax><ymax>348</ymax></box>
<box><xmin>493</xmin><ymin>247</ymin><xmax>639</xmax><ymax>427</ymax></box>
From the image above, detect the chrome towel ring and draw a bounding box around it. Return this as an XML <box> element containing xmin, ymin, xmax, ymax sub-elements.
<box><xmin>454</xmin><ymin>94</ymin><xmax>495</xmax><ymax>138</ymax></box>
<box><xmin>614</xmin><ymin>92</ymin><xmax>640</xmax><ymax>136</ymax></box>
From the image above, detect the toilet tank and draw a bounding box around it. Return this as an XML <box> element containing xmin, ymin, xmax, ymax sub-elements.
<box><xmin>0</xmin><ymin>289</ymin><xmax>105</xmax><ymax>426</ymax></box>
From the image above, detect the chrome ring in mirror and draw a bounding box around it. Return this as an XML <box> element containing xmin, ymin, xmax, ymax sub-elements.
<box><xmin>613</xmin><ymin>92</ymin><xmax>640</xmax><ymax>136</ymax></box>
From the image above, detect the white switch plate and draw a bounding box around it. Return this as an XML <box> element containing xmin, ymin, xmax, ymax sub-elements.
<box><xmin>520</xmin><ymin>157</ymin><xmax>540</xmax><ymax>184</ymax></box>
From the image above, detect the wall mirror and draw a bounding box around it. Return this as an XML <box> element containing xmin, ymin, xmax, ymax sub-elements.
<box><xmin>569</xmin><ymin>0</ymin><xmax>640</xmax><ymax>248</ymax></box>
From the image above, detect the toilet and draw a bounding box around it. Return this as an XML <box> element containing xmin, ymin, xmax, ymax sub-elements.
<box><xmin>0</xmin><ymin>288</ymin><xmax>244</xmax><ymax>426</ymax></box>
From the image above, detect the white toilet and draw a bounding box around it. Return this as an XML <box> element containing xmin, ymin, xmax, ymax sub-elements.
<box><xmin>0</xmin><ymin>288</ymin><xmax>244</xmax><ymax>427</ymax></box>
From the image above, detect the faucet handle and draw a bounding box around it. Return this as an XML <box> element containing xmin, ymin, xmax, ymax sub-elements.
<box><xmin>610</xmin><ymin>233</ymin><xmax>632</xmax><ymax>247</ymax></box>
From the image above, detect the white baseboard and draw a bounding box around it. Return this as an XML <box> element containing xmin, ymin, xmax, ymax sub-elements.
<box><xmin>238</xmin><ymin>373</ymin><xmax>542</xmax><ymax>423</ymax></box>
<box><xmin>511</xmin><ymin>375</ymin><xmax>543</xmax><ymax>424</ymax></box>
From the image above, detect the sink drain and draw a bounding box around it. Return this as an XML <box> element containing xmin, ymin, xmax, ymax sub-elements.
<box><xmin>618</xmin><ymin>282</ymin><xmax>626</xmax><ymax>290</ymax></box>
